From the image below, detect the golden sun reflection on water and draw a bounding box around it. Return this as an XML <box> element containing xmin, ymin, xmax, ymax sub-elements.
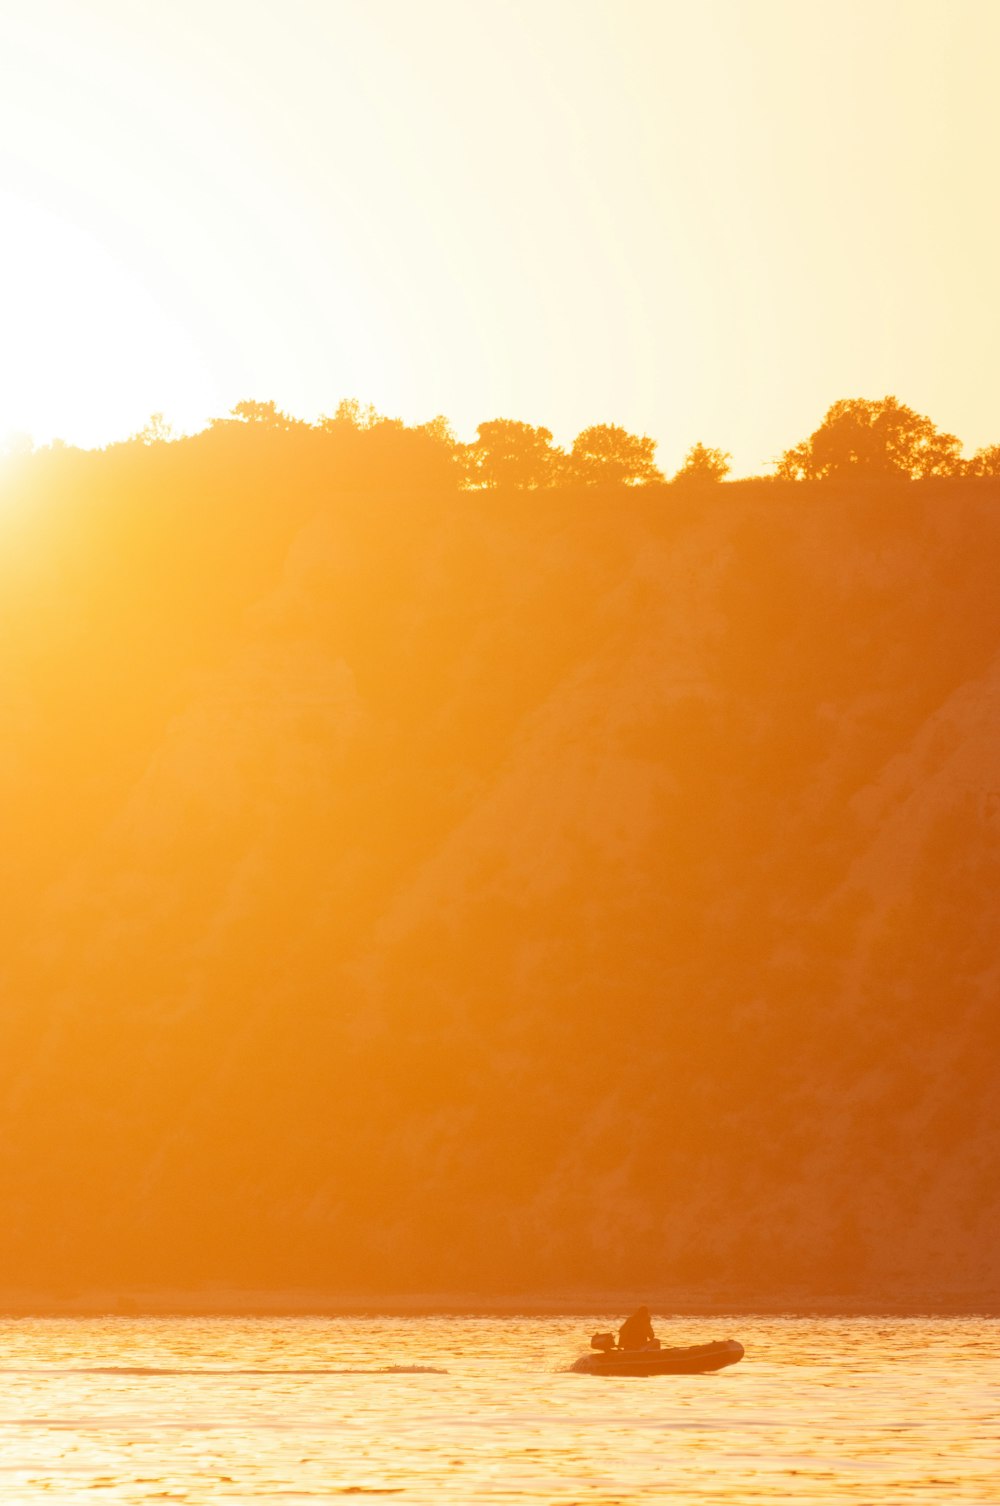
<box><xmin>0</xmin><ymin>1316</ymin><xmax>995</xmax><ymax>1502</ymax></box>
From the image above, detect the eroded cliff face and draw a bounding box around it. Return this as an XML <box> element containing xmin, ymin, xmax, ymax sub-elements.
<box><xmin>0</xmin><ymin>448</ymin><xmax>997</xmax><ymax>1299</ymax></box>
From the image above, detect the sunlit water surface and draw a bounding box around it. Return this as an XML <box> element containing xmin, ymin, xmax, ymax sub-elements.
<box><xmin>0</xmin><ymin>1316</ymin><xmax>995</xmax><ymax>1502</ymax></box>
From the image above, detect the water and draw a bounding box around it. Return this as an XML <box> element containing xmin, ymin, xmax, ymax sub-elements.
<box><xmin>0</xmin><ymin>1315</ymin><xmax>995</xmax><ymax>1502</ymax></box>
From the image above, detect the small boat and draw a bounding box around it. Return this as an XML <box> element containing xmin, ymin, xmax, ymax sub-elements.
<box><xmin>571</xmin><ymin>1338</ymin><xmax>744</xmax><ymax>1377</ymax></box>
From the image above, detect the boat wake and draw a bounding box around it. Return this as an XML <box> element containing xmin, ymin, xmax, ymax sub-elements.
<box><xmin>0</xmin><ymin>1364</ymin><xmax>448</xmax><ymax>1377</ymax></box>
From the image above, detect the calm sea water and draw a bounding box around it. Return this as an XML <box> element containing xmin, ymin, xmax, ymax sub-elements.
<box><xmin>0</xmin><ymin>1315</ymin><xmax>995</xmax><ymax>1502</ymax></box>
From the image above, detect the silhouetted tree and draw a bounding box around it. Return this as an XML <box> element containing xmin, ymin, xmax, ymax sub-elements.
<box><xmin>409</xmin><ymin>416</ymin><xmax>462</xmax><ymax>481</ymax></box>
<box><xmin>777</xmin><ymin>397</ymin><xmax>963</xmax><ymax>481</ymax></box>
<box><xmin>568</xmin><ymin>424</ymin><xmax>662</xmax><ymax>485</ymax></box>
<box><xmin>365</xmin><ymin>413</ymin><xmax>462</xmax><ymax>490</ymax></box>
<box><xmin>416</xmin><ymin>414</ymin><xmax>457</xmax><ymax>448</ymax></box>
<box><xmin>320</xmin><ymin>398</ymin><xmax>390</xmax><ymax>432</ymax></box>
<box><xmin>313</xmin><ymin>401</ymin><xmax>461</xmax><ymax>489</ymax></box>
<box><xmin>214</xmin><ymin>399</ymin><xmax>304</xmax><ymax>430</ymax></box>
<box><xmin>467</xmin><ymin>419</ymin><xmax>562</xmax><ymax>489</ymax></box>
<box><xmin>965</xmin><ymin>444</ymin><xmax>1000</xmax><ymax>478</ymax></box>
<box><xmin>672</xmin><ymin>442</ymin><xmax>731</xmax><ymax>485</ymax></box>
<box><xmin>131</xmin><ymin>413</ymin><xmax>174</xmax><ymax>445</ymax></box>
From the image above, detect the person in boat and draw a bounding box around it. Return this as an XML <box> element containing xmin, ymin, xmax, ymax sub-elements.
<box><xmin>617</xmin><ymin>1305</ymin><xmax>657</xmax><ymax>1351</ymax></box>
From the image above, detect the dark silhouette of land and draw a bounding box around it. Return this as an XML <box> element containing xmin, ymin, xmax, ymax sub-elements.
<box><xmin>0</xmin><ymin>395</ymin><xmax>997</xmax><ymax>1310</ymax></box>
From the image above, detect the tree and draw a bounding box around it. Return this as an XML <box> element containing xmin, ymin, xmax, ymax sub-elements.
<box><xmin>213</xmin><ymin>399</ymin><xmax>304</xmax><ymax>430</ymax></box>
<box><xmin>416</xmin><ymin>414</ymin><xmax>457</xmax><ymax>448</ymax></box>
<box><xmin>320</xmin><ymin>398</ymin><xmax>389</xmax><ymax>431</ymax></box>
<box><xmin>568</xmin><ymin>423</ymin><xmax>662</xmax><ymax>485</ymax></box>
<box><xmin>776</xmin><ymin>396</ymin><xmax>963</xmax><ymax>481</ymax></box>
<box><xmin>672</xmin><ymin>442</ymin><xmax>731</xmax><ymax>485</ymax></box>
<box><xmin>467</xmin><ymin>419</ymin><xmax>562</xmax><ymax>489</ymax></box>
<box><xmin>965</xmin><ymin>444</ymin><xmax>1000</xmax><ymax>477</ymax></box>
<box><xmin>312</xmin><ymin>403</ymin><xmax>463</xmax><ymax>489</ymax></box>
<box><xmin>131</xmin><ymin>412</ymin><xmax>174</xmax><ymax>445</ymax></box>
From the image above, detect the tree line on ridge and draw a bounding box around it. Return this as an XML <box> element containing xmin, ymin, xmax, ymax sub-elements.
<box><xmin>10</xmin><ymin>393</ymin><xmax>1000</xmax><ymax>491</ymax></box>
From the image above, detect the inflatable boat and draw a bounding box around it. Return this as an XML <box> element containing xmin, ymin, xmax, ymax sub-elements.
<box><xmin>571</xmin><ymin>1338</ymin><xmax>744</xmax><ymax>1377</ymax></box>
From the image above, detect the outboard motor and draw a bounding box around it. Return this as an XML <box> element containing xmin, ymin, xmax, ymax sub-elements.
<box><xmin>590</xmin><ymin>1332</ymin><xmax>615</xmax><ymax>1352</ymax></box>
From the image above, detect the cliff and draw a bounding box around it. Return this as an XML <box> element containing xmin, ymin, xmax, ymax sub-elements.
<box><xmin>1</xmin><ymin>439</ymin><xmax>997</xmax><ymax>1303</ymax></box>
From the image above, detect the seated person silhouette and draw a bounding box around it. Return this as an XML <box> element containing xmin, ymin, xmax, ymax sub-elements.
<box><xmin>618</xmin><ymin>1305</ymin><xmax>656</xmax><ymax>1350</ymax></box>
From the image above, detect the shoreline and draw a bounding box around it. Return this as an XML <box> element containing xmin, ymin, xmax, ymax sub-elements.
<box><xmin>1</xmin><ymin>1288</ymin><xmax>997</xmax><ymax>1318</ymax></box>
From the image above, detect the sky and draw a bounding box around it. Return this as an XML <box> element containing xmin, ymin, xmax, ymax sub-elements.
<box><xmin>0</xmin><ymin>0</ymin><xmax>997</xmax><ymax>474</ymax></box>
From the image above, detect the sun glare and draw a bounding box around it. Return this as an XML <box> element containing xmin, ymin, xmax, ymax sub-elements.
<box><xmin>0</xmin><ymin>191</ymin><xmax>217</xmax><ymax>448</ymax></box>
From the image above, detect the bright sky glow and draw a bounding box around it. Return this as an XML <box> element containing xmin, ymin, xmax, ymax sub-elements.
<box><xmin>0</xmin><ymin>0</ymin><xmax>997</xmax><ymax>473</ymax></box>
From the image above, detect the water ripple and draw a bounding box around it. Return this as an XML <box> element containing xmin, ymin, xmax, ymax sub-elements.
<box><xmin>0</xmin><ymin>1315</ymin><xmax>994</xmax><ymax>1503</ymax></box>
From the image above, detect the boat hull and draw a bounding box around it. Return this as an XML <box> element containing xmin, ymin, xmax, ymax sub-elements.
<box><xmin>571</xmin><ymin>1339</ymin><xmax>744</xmax><ymax>1377</ymax></box>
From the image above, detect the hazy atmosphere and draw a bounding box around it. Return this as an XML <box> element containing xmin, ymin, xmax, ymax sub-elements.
<box><xmin>2</xmin><ymin>0</ymin><xmax>998</xmax><ymax>471</ymax></box>
<box><xmin>1</xmin><ymin>3</ymin><xmax>997</xmax><ymax>1503</ymax></box>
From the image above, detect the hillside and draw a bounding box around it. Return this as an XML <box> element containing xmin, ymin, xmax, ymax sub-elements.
<box><xmin>0</xmin><ymin>438</ymin><xmax>998</xmax><ymax>1305</ymax></box>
